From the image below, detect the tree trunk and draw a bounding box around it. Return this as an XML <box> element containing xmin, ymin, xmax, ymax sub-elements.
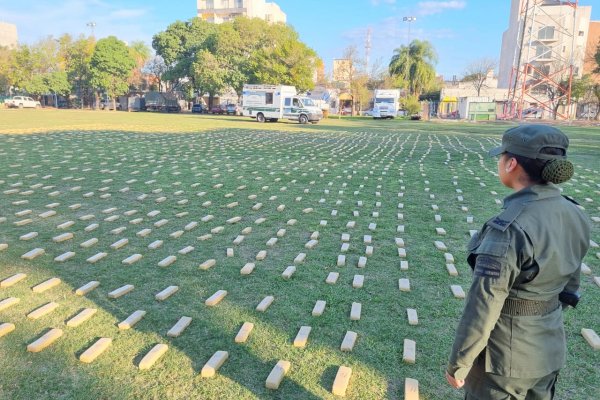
<box><xmin>553</xmin><ymin>103</ymin><xmax>560</xmax><ymax>120</ymax></box>
<box><xmin>594</xmin><ymin>88</ymin><xmax>600</xmax><ymax>120</ymax></box>
<box><xmin>95</xmin><ymin>92</ymin><xmax>100</xmax><ymax>110</ymax></box>
<box><xmin>112</xmin><ymin>98</ymin><xmax>117</xmax><ymax>111</ymax></box>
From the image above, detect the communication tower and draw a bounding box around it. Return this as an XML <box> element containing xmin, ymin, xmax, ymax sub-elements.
<box><xmin>504</xmin><ymin>0</ymin><xmax>579</xmax><ymax>120</ymax></box>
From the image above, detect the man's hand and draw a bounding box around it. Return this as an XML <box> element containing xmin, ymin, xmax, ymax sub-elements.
<box><xmin>445</xmin><ymin>371</ymin><xmax>465</xmax><ymax>389</ymax></box>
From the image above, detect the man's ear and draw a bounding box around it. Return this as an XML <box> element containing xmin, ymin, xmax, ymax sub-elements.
<box><xmin>505</xmin><ymin>156</ymin><xmax>519</xmax><ymax>173</ymax></box>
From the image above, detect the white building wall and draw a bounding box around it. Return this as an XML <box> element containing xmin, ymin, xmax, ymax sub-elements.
<box><xmin>0</xmin><ymin>22</ymin><xmax>18</xmax><ymax>49</ymax></box>
<box><xmin>498</xmin><ymin>0</ymin><xmax>523</xmax><ymax>88</ymax></box>
<box><xmin>197</xmin><ymin>0</ymin><xmax>286</xmax><ymax>24</ymax></box>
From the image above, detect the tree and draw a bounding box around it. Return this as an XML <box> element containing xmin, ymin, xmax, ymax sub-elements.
<box><xmin>152</xmin><ymin>17</ymin><xmax>320</xmax><ymax>100</ymax></box>
<box><xmin>45</xmin><ymin>71</ymin><xmax>71</xmax><ymax>97</ymax></box>
<box><xmin>25</xmin><ymin>71</ymin><xmax>71</xmax><ymax>106</ymax></box>
<box><xmin>332</xmin><ymin>46</ymin><xmax>366</xmax><ymax>115</ymax></box>
<box><xmin>248</xmin><ymin>22</ymin><xmax>319</xmax><ymax>92</ymax></box>
<box><xmin>152</xmin><ymin>18</ymin><xmax>217</xmax><ymax>92</ymax></box>
<box><xmin>6</xmin><ymin>38</ymin><xmax>63</xmax><ymax>104</ymax></box>
<box><xmin>462</xmin><ymin>57</ymin><xmax>497</xmax><ymax>96</ymax></box>
<box><xmin>591</xmin><ymin>41</ymin><xmax>600</xmax><ymax>120</ymax></box>
<box><xmin>62</xmin><ymin>35</ymin><xmax>95</xmax><ymax>108</ymax></box>
<box><xmin>144</xmin><ymin>55</ymin><xmax>168</xmax><ymax>91</ymax></box>
<box><xmin>0</xmin><ymin>46</ymin><xmax>15</xmax><ymax>95</ymax></box>
<box><xmin>23</xmin><ymin>74</ymin><xmax>48</xmax><ymax>98</ymax></box>
<box><xmin>90</xmin><ymin>36</ymin><xmax>135</xmax><ymax>110</ymax></box>
<box><xmin>192</xmin><ymin>49</ymin><xmax>228</xmax><ymax>105</ymax></box>
<box><xmin>402</xmin><ymin>95</ymin><xmax>421</xmax><ymax>115</ymax></box>
<box><xmin>351</xmin><ymin>74</ymin><xmax>371</xmax><ymax>112</ymax></box>
<box><xmin>594</xmin><ymin>40</ymin><xmax>600</xmax><ymax>75</ymax></box>
<box><xmin>389</xmin><ymin>39</ymin><xmax>437</xmax><ymax>96</ymax></box>
<box><xmin>128</xmin><ymin>41</ymin><xmax>152</xmax><ymax>91</ymax></box>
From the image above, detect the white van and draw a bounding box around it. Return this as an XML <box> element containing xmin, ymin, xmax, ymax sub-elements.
<box><xmin>372</xmin><ymin>89</ymin><xmax>401</xmax><ymax>119</ymax></box>
<box><xmin>242</xmin><ymin>84</ymin><xmax>323</xmax><ymax>124</ymax></box>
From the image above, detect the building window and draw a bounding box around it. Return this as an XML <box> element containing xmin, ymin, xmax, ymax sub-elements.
<box><xmin>206</xmin><ymin>0</ymin><xmax>214</xmax><ymax>9</ymax></box>
<box><xmin>235</xmin><ymin>0</ymin><xmax>243</xmax><ymax>8</ymax></box>
<box><xmin>265</xmin><ymin>93</ymin><xmax>273</xmax><ymax>105</ymax></box>
<box><xmin>540</xmin><ymin>65</ymin><xmax>550</xmax><ymax>75</ymax></box>
<box><xmin>535</xmin><ymin>44</ymin><xmax>551</xmax><ymax>59</ymax></box>
<box><xmin>538</xmin><ymin>26</ymin><xmax>554</xmax><ymax>40</ymax></box>
<box><xmin>579</xmin><ymin>31</ymin><xmax>584</xmax><ymax>37</ymax></box>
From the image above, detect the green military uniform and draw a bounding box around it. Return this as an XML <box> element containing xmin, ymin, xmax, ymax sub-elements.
<box><xmin>447</xmin><ymin>183</ymin><xmax>590</xmax><ymax>399</ymax></box>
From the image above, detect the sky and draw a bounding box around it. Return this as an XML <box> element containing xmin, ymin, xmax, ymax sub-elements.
<box><xmin>1</xmin><ymin>0</ymin><xmax>599</xmax><ymax>79</ymax></box>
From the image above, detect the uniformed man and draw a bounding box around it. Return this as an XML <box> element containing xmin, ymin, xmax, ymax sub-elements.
<box><xmin>445</xmin><ymin>125</ymin><xmax>591</xmax><ymax>399</ymax></box>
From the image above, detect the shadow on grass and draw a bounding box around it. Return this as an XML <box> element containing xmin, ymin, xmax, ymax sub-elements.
<box><xmin>0</xmin><ymin>126</ymin><xmax>597</xmax><ymax>399</ymax></box>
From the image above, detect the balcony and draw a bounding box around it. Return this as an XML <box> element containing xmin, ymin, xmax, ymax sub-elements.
<box><xmin>198</xmin><ymin>6</ymin><xmax>247</xmax><ymax>15</ymax></box>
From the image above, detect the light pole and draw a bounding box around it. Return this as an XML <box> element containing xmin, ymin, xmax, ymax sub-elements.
<box><xmin>403</xmin><ymin>16</ymin><xmax>416</xmax><ymax>94</ymax></box>
<box><xmin>86</xmin><ymin>21</ymin><xmax>97</xmax><ymax>37</ymax></box>
<box><xmin>403</xmin><ymin>16</ymin><xmax>416</xmax><ymax>45</ymax></box>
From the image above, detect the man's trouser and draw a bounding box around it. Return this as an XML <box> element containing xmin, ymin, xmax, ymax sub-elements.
<box><xmin>464</xmin><ymin>353</ymin><xmax>559</xmax><ymax>400</ymax></box>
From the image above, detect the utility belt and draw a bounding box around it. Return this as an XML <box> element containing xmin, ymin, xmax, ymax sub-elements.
<box><xmin>501</xmin><ymin>297</ymin><xmax>560</xmax><ymax>316</ymax></box>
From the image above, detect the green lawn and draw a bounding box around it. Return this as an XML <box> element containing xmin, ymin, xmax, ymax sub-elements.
<box><xmin>0</xmin><ymin>109</ymin><xmax>598</xmax><ymax>400</ymax></box>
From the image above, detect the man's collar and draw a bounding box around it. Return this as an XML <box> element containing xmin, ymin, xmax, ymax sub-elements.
<box><xmin>503</xmin><ymin>183</ymin><xmax>561</xmax><ymax>209</ymax></box>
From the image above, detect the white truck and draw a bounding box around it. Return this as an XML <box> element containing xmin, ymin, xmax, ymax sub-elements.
<box><xmin>372</xmin><ymin>89</ymin><xmax>401</xmax><ymax>119</ymax></box>
<box><xmin>5</xmin><ymin>96</ymin><xmax>41</xmax><ymax>109</ymax></box>
<box><xmin>242</xmin><ymin>84</ymin><xmax>323</xmax><ymax>124</ymax></box>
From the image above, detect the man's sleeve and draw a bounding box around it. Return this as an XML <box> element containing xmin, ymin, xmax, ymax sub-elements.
<box><xmin>447</xmin><ymin>228</ymin><xmax>520</xmax><ymax>380</ymax></box>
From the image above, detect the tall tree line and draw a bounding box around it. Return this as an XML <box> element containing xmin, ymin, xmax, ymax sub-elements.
<box><xmin>0</xmin><ymin>16</ymin><xmax>320</xmax><ymax>108</ymax></box>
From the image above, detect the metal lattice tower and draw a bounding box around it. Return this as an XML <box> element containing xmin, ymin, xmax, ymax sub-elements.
<box><xmin>504</xmin><ymin>0</ymin><xmax>579</xmax><ymax>120</ymax></box>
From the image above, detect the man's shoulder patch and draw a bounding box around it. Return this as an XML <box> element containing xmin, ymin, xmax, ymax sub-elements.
<box><xmin>486</xmin><ymin>202</ymin><xmax>527</xmax><ymax>232</ymax></box>
<box><xmin>474</xmin><ymin>255</ymin><xmax>502</xmax><ymax>278</ymax></box>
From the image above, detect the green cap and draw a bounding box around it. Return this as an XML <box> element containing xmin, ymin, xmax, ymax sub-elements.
<box><xmin>488</xmin><ymin>124</ymin><xmax>569</xmax><ymax>160</ymax></box>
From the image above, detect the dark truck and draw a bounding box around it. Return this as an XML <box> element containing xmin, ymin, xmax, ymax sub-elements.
<box><xmin>143</xmin><ymin>92</ymin><xmax>181</xmax><ymax>112</ymax></box>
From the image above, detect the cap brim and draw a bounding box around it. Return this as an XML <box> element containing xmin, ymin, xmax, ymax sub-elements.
<box><xmin>488</xmin><ymin>146</ymin><xmax>504</xmax><ymax>157</ymax></box>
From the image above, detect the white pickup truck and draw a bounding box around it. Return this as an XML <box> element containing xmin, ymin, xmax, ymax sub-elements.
<box><xmin>5</xmin><ymin>96</ymin><xmax>41</xmax><ymax>109</ymax></box>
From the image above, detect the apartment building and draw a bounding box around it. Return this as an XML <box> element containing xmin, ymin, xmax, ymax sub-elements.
<box><xmin>0</xmin><ymin>22</ymin><xmax>18</xmax><ymax>49</ymax></box>
<box><xmin>197</xmin><ymin>0</ymin><xmax>286</xmax><ymax>24</ymax></box>
<box><xmin>583</xmin><ymin>20</ymin><xmax>600</xmax><ymax>81</ymax></box>
<box><xmin>498</xmin><ymin>0</ymin><xmax>593</xmax><ymax>88</ymax></box>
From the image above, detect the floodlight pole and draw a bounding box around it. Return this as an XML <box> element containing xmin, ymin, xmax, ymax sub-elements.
<box><xmin>403</xmin><ymin>16</ymin><xmax>416</xmax><ymax>94</ymax></box>
<box><xmin>403</xmin><ymin>16</ymin><xmax>416</xmax><ymax>46</ymax></box>
<box><xmin>86</xmin><ymin>21</ymin><xmax>97</xmax><ymax>38</ymax></box>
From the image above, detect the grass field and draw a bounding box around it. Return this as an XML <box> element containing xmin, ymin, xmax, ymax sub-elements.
<box><xmin>0</xmin><ymin>109</ymin><xmax>598</xmax><ymax>400</ymax></box>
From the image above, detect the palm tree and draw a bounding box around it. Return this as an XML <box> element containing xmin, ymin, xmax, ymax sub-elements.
<box><xmin>389</xmin><ymin>39</ymin><xmax>437</xmax><ymax>96</ymax></box>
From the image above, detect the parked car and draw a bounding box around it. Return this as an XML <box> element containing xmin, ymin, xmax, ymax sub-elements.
<box><xmin>361</xmin><ymin>109</ymin><xmax>374</xmax><ymax>117</ymax></box>
<box><xmin>5</xmin><ymin>96</ymin><xmax>41</xmax><ymax>109</ymax></box>
<box><xmin>191</xmin><ymin>104</ymin><xmax>204</xmax><ymax>113</ymax></box>
<box><xmin>100</xmin><ymin>98</ymin><xmax>121</xmax><ymax>111</ymax></box>
<box><xmin>522</xmin><ymin>107</ymin><xmax>543</xmax><ymax>119</ymax></box>
<box><xmin>210</xmin><ymin>104</ymin><xmax>225</xmax><ymax>114</ymax></box>
<box><xmin>340</xmin><ymin>107</ymin><xmax>353</xmax><ymax>116</ymax></box>
<box><xmin>226</xmin><ymin>103</ymin><xmax>241</xmax><ymax>116</ymax></box>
